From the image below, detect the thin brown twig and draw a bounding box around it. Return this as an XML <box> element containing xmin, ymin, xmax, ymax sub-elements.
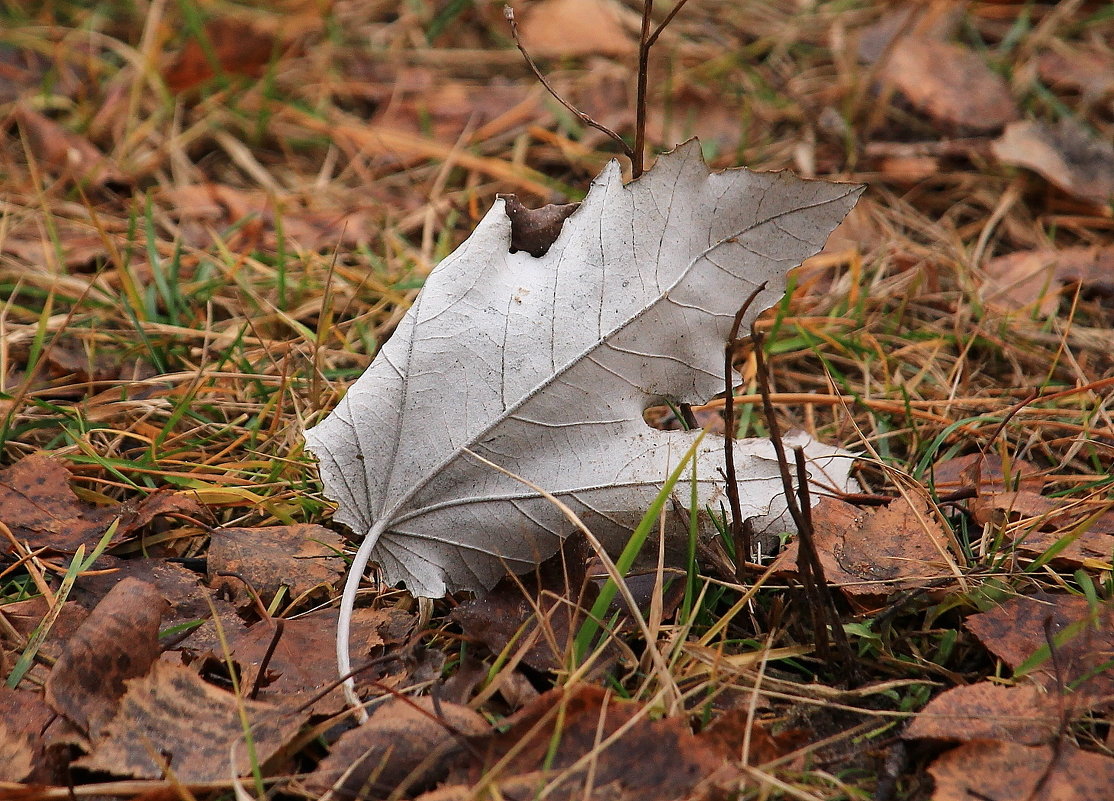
<box><xmin>646</xmin><ymin>0</ymin><xmax>692</xmax><ymax>48</ymax></box>
<box><xmin>794</xmin><ymin>445</ymin><xmax>856</xmax><ymax>675</ymax></box>
<box><xmin>504</xmin><ymin>5</ymin><xmax>633</xmax><ymax>162</ymax></box>
<box><xmin>633</xmin><ymin>0</ymin><xmax>654</xmax><ymax>178</ymax></box>
<box><xmin>723</xmin><ymin>282</ymin><xmax>767</xmax><ymax>578</ymax></box>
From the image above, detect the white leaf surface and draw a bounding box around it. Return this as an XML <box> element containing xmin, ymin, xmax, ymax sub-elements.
<box><xmin>305</xmin><ymin>140</ymin><xmax>862</xmax><ymax>684</ymax></box>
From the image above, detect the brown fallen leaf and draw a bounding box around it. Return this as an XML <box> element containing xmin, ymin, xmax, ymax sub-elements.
<box><xmin>501</xmin><ymin>196</ymin><xmax>581</xmax><ymax>257</ymax></box>
<box><xmin>874</xmin><ymin>38</ymin><xmax>1017</xmax><ymax>134</ymax></box>
<box><xmin>930</xmin><ymin>453</ymin><xmax>1046</xmax><ymax>496</ymax></box>
<box><xmin>75</xmin><ymin>661</ymin><xmax>306</xmax><ymax>781</ymax></box>
<box><xmin>773</xmin><ymin>496</ymin><xmax>958</xmax><ymax>603</ymax></box>
<box><xmin>969</xmin><ymin>491</ymin><xmax>1114</xmax><ymax>570</ymax></box>
<box><xmin>72</xmin><ymin>557</ymin><xmax>210</xmax><ymax>629</ymax></box>
<box><xmin>451</xmin><ymin>535</ymin><xmax>608</xmax><ymax>674</ymax></box>
<box><xmin>903</xmin><ymin>683</ymin><xmax>1058</xmax><ymax>745</ymax></box>
<box><xmin>158</xmin><ymin>183</ymin><xmax>374</xmax><ymax>253</ymax></box>
<box><xmin>700</xmin><ymin>706</ymin><xmax>809</xmax><ymax>769</ymax></box>
<box><xmin>1</xmin><ymin>597</ymin><xmax>88</xmax><ymax>671</ymax></box>
<box><xmin>207</xmin><ymin>523</ymin><xmax>345</xmax><ymax>607</ymax></box>
<box><xmin>519</xmin><ymin>0</ymin><xmax>634</xmax><ymax>59</ymax></box>
<box><xmin>304</xmin><ymin>696</ymin><xmax>489</xmax><ymax>799</ymax></box>
<box><xmin>12</xmin><ymin>105</ymin><xmax>128</xmax><ymax>188</ymax></box>
<box><xmin>980</xmin><ymin>245</ymin><xmax>1114</xmax><ymax>315</ymax></box>
<box><xmin>163</xmin><ymin>17</ymin><xmax>280</xmax><ymax>93</ymax></box>
<box><xmin>0</xmin><ymin>453</ymin><xmax>118</xmax><ymax>555</ymax></box>
<box><xmin>992</xmin><ymin>119</ymin><xmax>1114</xmax><ymax>207</ymax></box>
<box><xmin>1037</xmin><ymin>48</ymin><xmax>1114</xmax><ymax>103</ymax></box>
<box><xmin>445</xmin><ymin>684</ymin><xmax>730</xmax><ymax>801</ymax></box>
<box><xmin>0</xmin><ymin>686</ymin><xmax>55</xmax><ymax>782</ymax></box>
<box><xmin>226</xmin><ymin>607</ymin><xmax>410</xmax><ymax>714</ymax></box>
<box><xmin>965</xmin><ymin>593</ymin><xmax>1114</xmax><ymax>709</ymax></box>
<box><xmin>927</xmin><ymin>740</ymin><xmax>1114</xmax><ymax>801</ymax></box>
<box><xmin>45</xmin><ymin>578</ymin><xmax>169</xmax><ymax>739</ymax></box>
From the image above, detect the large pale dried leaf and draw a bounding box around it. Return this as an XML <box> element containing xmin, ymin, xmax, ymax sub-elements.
<box><xmin>305</xmin><ymin>141</ymin><xmax>861</xmax><ymax>601</ymax></box>
<box><xmin>45</xmin><ymin>578</ymin><xmax>168</xmax><ymax>738</ymax></box>
<box><xmin>75</xmin><ymin>661</ymin><xmax>305</xmax><ymax>781</ymax></box>
<box><xmin>992</xmin><ymin>119</ymin><xmax>1114</xmax><ymax>206</ymax></box>
<box><xmin>928</xmin><ymin>740</ymin><xmax>1114</xmax><ymax>801</ymax></box>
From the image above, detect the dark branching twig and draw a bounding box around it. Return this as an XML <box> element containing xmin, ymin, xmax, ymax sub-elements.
<box><xmin>507</xmin><ymin>1</ymin><xmax>690</xmax><ymax>179</ymax></box>
<box><xmin>633</xmin><ymin>0</ymin><xmax>654</xmax><ymax>177</ymax></box>
<box><xmin>504</xmin><ymin>6</ymin><xmax>633</xmax><ymax>162</ymax></box>
<box><xmin>751</xmin><ymin>326</ymin><xmax>855</xmax><ymax>675</ymax></box>
<box><xmin>722</xmin><ymin>282</ymin><xmax>767</xmax><ymax>578</ymax></box>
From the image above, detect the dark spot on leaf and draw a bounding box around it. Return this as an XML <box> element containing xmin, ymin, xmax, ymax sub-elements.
<box><xmin>500</xmin><ymin>194</ymin><xmax>580</xmax><ymax>257</ymax></box>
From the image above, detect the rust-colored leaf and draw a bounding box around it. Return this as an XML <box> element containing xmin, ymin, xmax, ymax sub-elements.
<box><xmin>992</xmin><ymin>119</ymin><xmax>1114</xmax><ymax>207</ymax></box>
<box><xmin>980</xmin><ymin>245</ymin><xmax>1114</xmax><ymax>316</ymax></box>
<box><xmin>75</xmin><ymin>661</ymin><xmax>305</xmax><ymax>781</ymax></box>
<box><xmin>12</xmin><ymin>105</ymin><xmax>128</xmax><ymax>188</ymax></box>
<box><xmin>0</xmin><ymin>453</ymin><xmax>118</xmax><ymax>555</ymax></box>
<box><xmin>875</xmin><ymin>38</ymin><xmax>1017</xmax><ymax>133</ymax></box>
<box><xmin>0</xmin><ymin>687</ymin><xmax>54</xmax><ymax>782</ymax></box>
<box><xmin>1</xmin><ymin>597</ymin><xmax>88</xmax><ymax>681</ymax></box>
<box><xmin>452</xmin><ymin>536</ymin><xmax>604</xmax><ymax>673</ymax></box>
<box><xmin>305</xmin><ymin>696</ymin><xmax>488</xmax><ymax>799</ymax></box>
<box><xmin>930</xmin><ymin>453</ymin><xmax>1046</xmax><ymax>496</ymax></box>
<box><xmin>1037</xmin><ymin>48</ymin><xmax>1114</xmax><ymax>102</ymax></box>
<box><xmin>163</xmin><ymin>18</ymin><xmax>279</xmax><ymax>93</ymax></box>
<box><xmin>927</xmin><ymin>740</ymin><xmax>1114</xmax><ymax>801</ymax></box>
<box><xmin>227</xmin><ymin>607</ymin><xmax>409</xmax><ymax>714</ymax></box>
<box><xmin>903</xmin><ymin>683</ymin><xmax>1058</xmax><ymax>745</ymax></box>
<box><xmin>45</xmin><ymin>578</ymin><xmax>168</xmax><ymax>738</ymax></box>
<box><xmin>773</xmin><ymin>496</ymin><xmax>957</xmax><ymax>602</ymax></box>
<box><xmin>965</xmin><ymin>593</ymin><xmax>1114</xmax><ymax>708</ymax></box>
<box><xmin>447</xmin><ymin>684</ymin><xmax>730</xmax><ymax>801</ymax></box>
<box><xmin>207</xmin><ymin>524</ymin><xmax>345</xmax><ymax>607</ymax></box>
<box><xmin>519</xmin><ymin>0</ymin><xmax>634</xmax><ymax>58</ymax></box>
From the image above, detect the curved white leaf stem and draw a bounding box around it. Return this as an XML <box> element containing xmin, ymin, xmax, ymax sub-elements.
<box><xmin>338</xmin><ymin>520</ymin><xmax>386</xmax><ymax>723</ymax></box>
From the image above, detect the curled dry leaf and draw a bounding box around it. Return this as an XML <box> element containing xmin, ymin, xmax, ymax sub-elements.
<box><xmin>45</xmin><ymin>578</ymin><xmax>168</xmax><ymax>739</ymax></box>
<box><xmin>304</xmin><ymin>141</ymin><xmax>861</xmax><ymax>684</ymax></box>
